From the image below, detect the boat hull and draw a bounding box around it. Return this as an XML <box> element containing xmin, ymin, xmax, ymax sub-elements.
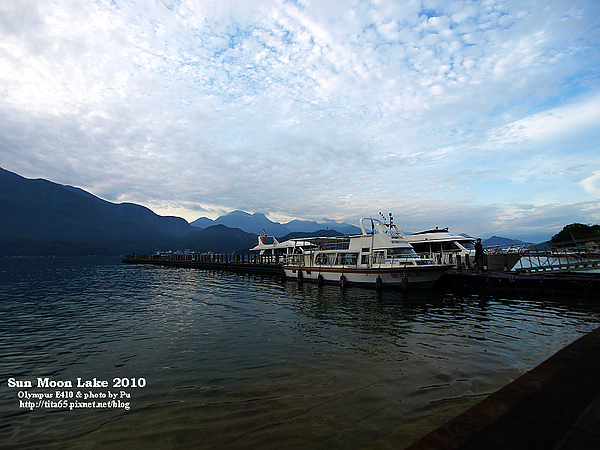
<box><xmin>282</xmin><ymin>264</ymin><xmax>452</xmax><ymax>288</ymax></box>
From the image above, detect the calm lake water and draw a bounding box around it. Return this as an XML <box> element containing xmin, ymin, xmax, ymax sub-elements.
<box><xmin>1</xmin><ymin>257</ymin><xmax>599</xmax><ymax>449</ymax></box>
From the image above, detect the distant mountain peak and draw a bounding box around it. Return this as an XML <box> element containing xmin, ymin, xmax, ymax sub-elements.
<box><xmin>226</xmin><ymin>210</ymin><xmax>252</xmax><ymax>217</ymax></box>
<box><xmin>190</xmin><ymin>211</ymin><xmax>360</xmax><ymax>236</ymax></box>
<box><xmin>483</xmin><ymin>235</ymin><xmax>527</xmax><ymax>247</ymax></box>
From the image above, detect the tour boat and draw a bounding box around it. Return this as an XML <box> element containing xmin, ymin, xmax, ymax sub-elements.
<box><xmin>405</xmin><ymin>228</ymin><xmax>476</xmax><ymax>266</ymax></box>
<box><xmin>250</xmin><ymin>234</ymin><xmax>317</xmax><ymax>264</ymax></box>
<box><xmin>281</xmin><ymin>217</ymin><xmax>452</xmax><ymax>289</ymax></box>
<box><xmin>406</xmin><ymin>228</ymin><xmax>532</xmax><ymax>271</ymax></box>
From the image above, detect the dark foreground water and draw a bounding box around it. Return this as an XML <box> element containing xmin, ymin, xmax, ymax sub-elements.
<box><xmin>1</xmin><ymin>257</ymin><xmax>599</xmax><ymax>449</ymax></box>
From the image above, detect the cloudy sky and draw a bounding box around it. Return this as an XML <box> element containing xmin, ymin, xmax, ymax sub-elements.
<box><xmin>1</xmin><ymin>0</ymin><xmax>599</xmax><ymax>242</ymax></box>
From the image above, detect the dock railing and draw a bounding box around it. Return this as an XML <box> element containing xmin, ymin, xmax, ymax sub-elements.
<box><xmin>125</xmin><ymin>252</ymin><xmax>286</xmax><ymax>265</ymax></box>
<box><xmin>484</xmin><ymin>243</ymin><xmax>532</xmax><ymax>255</ymax></box>
<box><xmin>511</xmin><ymin>252</ymin><xmax>600</xmax><ymax>274</ymax></box>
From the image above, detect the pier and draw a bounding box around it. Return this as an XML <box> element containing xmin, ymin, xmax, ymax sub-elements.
<box><xmin>122</xmin><ymin>253</ymin><xmax>283</xmax><ymax>276</ymax></box>
<box><xmin>401</xmin><ymin>325</ymin><xmax>600</xmax><ymax>449</ymax></box>
<box><xmin>122</xmin><ymin>253</ymin><xmax>600</xmax><ymax>298</ymax></box>
<box><xmin>434</xmin><ymin>269</ymin><xmax>600</xmax><ymax>299</ymax></box>
<box><xmin>122</xmin><ymin>253</ymin><xmax>283</xmax><ymax>275</ymax></box>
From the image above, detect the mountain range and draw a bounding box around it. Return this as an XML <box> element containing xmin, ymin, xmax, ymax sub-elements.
<box><xmin>483</xmin><ymin>235</ymin><xmax>528</xmax><ymax>247</ymax></box>
<box><xmin>0</xmin><ymin>167</ymin><xmax>534</xmax><ymax>257</ymax></box>
<box><xmin>0</xmin><ymin>167</ymin><xmax>191</xmax><ymax>256</ymax></box>
<box><xmin>190</xmin><ymin>211</ymin><xmax>360</xmax><ymax>236</ymax></box>
<box><xmin>0</xmin><ymin>167</ymin><xmax>357</xmax><ymax>256</ymax></box>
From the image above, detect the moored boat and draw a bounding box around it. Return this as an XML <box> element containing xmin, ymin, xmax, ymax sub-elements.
<box><xmin>250</xmin><ymin>234</ymin><xmax>317</xmax><ymax>264</ymax></box>
<box><xmin>281</xmin><ymin>217</ymin><xmax>452</xmax><ymax>289</ymax></box>
<box><xmin>406</xmin><ymin>227</ymin><xmax>476</xmax><ymax>266</ymax></box>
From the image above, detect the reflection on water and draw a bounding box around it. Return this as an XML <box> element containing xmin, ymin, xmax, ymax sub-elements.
<box><xmin>1</xmin><ymin>258</ymin><xmax>599</xmax><ymax>449</ymax></box>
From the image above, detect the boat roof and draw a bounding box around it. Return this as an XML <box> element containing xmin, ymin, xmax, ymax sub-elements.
<box><xmin>251</xmin><ymin>237</ymin><xmax>317</xmax><ymax>251</ymax></box>
<box><xmin>287</xmin><ymin>236</ymin><xmax>351</xmax><ymax>244</ymax></box>
<box><xmin>407</xmin><ymin>228</ymin><xmax>474</xmax><ymax>242</ymax></box>
<box><xmin>410</xmin><ymin>228</ymin><xmax>449</xmax><ymax>235</ymax></box>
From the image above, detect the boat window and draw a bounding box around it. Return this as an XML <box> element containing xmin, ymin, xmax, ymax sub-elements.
<box><xmin>442</xmin><ymin>242</ymin><xmax>461</xmax><ymax>251</ymax></box>
<box><xmin>314</xmin><ymin>252</ymin><xmax>338</xmax><ymax>265</ymax></box>
<box><xmin>361</xmin><ymin>254</ymin><xmax>370</xmax><ymax>264</ymax></box>
<box><xmin>410</xmin><ymin>243</ymin><xmax>429</xmax><ymax>253</ymax></box>
<box><xmin>315</xmin><ymin>253</ymin><xmax>327</xmax><ymax>265</ymax></box>
<box><xmin>362</xmin><ymin>247</ymin><xmax>370</xmax><ymax>253</ymax></box>
<box><xmin>458</xmin><ymin>240</ymin><xmax>475</xmax><ymax>250</ymax></box>
<box><xmin>340</xmin><ymin>253</ymin><xmax>358</xmax><ymax>265</ymax></box>
<box><xmin>430</xmin><ymin>243</ymin><xmax>442</xmax><ymax>252</ymax></box>
<box><xmin>327</xmin><ymin>253</ymin><xmax>337</xmax><ymax>265</ymax></box>
<box><xmin>373</xmin><ymin>251</ymin><xmax>385</xmax><ymax>264</ymax></box>
<box><xmin>387</xmin><ymin>247</ymin><xmax>418</xmax><ymax>258</ymax></box>
<box><xmin>323</xmin><ymin>238</ymin><xmax>351</xmax><ymax>250</ymax></box>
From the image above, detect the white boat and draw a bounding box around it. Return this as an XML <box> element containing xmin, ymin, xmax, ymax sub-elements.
<box><xmin>250</xmin><ymin>234</ymin><xmax>317</xmax><ymax>264</ymax></box>
<box><xmin>405</xmin><ymin>228</ymin><xmax>476</xmax><ymax>266</ymax></box>
<box><xmin>406</xmin><ymin>228</ymin><xmax>530</xmax><ymax>271</ymax></box>
<box><xmin>281</xmin><ymin>217</ymin><xmax>452</xmax><ymax>289</ymax></box>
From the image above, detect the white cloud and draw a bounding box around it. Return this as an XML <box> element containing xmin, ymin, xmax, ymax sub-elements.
<box><xmin>489</xmin><ymin>93</ymin><xmax>600</xmax><ymax>147</ymax></box>
<box><xmin>581</xmin><ymin>171</ymin><xmax>600</xmax><ymax>198</ymax></box>
<box><xmin>1</xmin><ymin>0</ymin><xmax>600</xmax><ymax>241</ymax></box>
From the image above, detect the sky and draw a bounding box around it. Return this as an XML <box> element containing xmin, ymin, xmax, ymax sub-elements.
<box><xmin>1</xmin><ymin>0</ymin><xmax>599</xmax><ymax>243</ymax></box>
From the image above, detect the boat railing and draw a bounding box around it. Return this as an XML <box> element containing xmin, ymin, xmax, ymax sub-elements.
<box><xmin>422</xmin><ymin>252</ymin><xmax>459</xmax><ymax>266</ymax></box>
<box><xmin>416</xmin><ymin>251</ymin><xmax>474</xmax><ymax>267</ymax></box>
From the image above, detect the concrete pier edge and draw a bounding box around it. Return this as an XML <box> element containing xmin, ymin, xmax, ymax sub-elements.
<box><xmin>404</xmin><ymin>326</ymin><xmax>600</xmax><ymax>449</ymax></box>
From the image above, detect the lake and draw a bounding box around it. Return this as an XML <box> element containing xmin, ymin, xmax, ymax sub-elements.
<box><xmin>1</xmin><ymin>257</ymin><xmax>599</xmax><ymax>449</ymax></box>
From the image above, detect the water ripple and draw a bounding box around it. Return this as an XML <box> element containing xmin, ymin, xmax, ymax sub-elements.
<box><xmin>1</xmin><ymin>257</ymin><xmax>599</xmax><ymax>448</ymax></box>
